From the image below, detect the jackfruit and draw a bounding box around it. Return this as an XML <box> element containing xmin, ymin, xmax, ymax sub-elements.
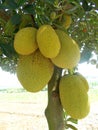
<box><xmin>51</xmin><ymin>30</ymin><xmax>80</xmax><ymax>69</ymax></box>
<box><xmin>37</xmin><ymin>25</ymin><xmax>61</xmax><ymax>58</ymax></box>
<box><xmin>59</xmin><ymin>74</ymin><xmax>90</xmax><ymax>119</ymax></box>
<box><xmin>14</xmin><ymin>27</ymin><xmax>38</xmax><ymax>55</ymax></box>
<box><xmin>16</xmin><ymin>50</ymin><xmax>54</xmax><ymax>92</ymax></box>
<box><xmin>76</xmin><ymin>73</ymin><xmax>89</xmax><ymax>92</ymax></box>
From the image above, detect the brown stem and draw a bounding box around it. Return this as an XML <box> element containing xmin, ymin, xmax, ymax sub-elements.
<box><xmin>45</xmin><ymin>67</ymin><xmax>65</xmax><ymax>130</ymax></box>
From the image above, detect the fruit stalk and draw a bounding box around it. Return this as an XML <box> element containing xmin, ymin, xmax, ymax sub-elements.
<box><xmin>45</xmin><ymin>67</ymin><xmax>65</xmax><ymax>130</ymax></box>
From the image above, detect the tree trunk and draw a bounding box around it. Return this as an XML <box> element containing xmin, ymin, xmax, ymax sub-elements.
<box><xmin>45</xmin><ymin>67</ymin><xmax>65</xmax><ymax>130</ymax></box>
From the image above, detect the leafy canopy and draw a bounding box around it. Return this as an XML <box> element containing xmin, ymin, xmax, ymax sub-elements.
<box><xmin>0</xmin><ymin>0</ymin><xmax>98</xmax><ymax>73</ymax></box>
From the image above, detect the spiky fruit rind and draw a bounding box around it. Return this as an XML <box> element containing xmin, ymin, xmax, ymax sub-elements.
<box><xmin>14</xmin><ymin>27</ymin><xmax>38</xmax><ymax>55</ymax></box>
<box><xmin>59</xmin><ymin>74</ymin><xmax>90</xmax><ymax>119</ymax></box>
<box><xmin>16</xmin><ymin>50</ymin><xmax>54</xmax><ymax>92</ymax></box>
<box><xmin>37</xmin><ymin>25</ymin><xmax>61</xmax><ymax>58</ymax></box>
<box><xmin>76</xmin><ymin>73</ymin><xmax>89</xmax><ymax>92</ymax></box>
<box><xmin>51</xmin><ymin>30</ymin><xmax>80</xmax><ymax>69</ymax></box>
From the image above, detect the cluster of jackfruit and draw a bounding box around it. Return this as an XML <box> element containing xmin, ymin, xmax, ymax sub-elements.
<box><xmin>14</xmin><ymin>24</ymin><xmax>80</xmax><ymax>92</ymax></box>
<box><xmin>14</xmin><ymin>24</ymin><xmax>90</xmax><ymax>119</ymax></box>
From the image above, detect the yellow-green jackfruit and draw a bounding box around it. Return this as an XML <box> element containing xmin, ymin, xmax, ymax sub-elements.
<box><xmin>14</xmin><ymin>27</ymin><xmax>38</xmax><ymax>55</ymax></box>
<box><xmin>37</xmin><ymin>25</ymin><xmax>61</xmax><ymax>58</ymax></box>
<box><xmin>51</xmin><ymin>29</ymin><xmax>80</xmax><ymax>69</ymax></box>
<box><xmin>59</xmin><ymin>74</ymin><xmax>90</xmax><ymax>119</ymax></box>
<box><xmin>16</xmin><ymin>50</ymin><xmax>54</xmax><ymax>92</ymax></box>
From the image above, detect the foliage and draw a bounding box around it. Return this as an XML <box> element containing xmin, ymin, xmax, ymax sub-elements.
<box><xmin>0</xmin><ymin>0</ymin><xmax>98</xmax><ymax>73</ymax></box>
<box><xmin>0</xmin><ymin>0</ymin><xmax>98</xmax><ymax>72</ymax></box>
<box><xmin>64</xmin><ymin>111</ymin><xmax>78</xmax><ymax>130</ymax></box>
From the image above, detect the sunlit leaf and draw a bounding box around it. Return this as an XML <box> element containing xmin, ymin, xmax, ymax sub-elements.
<box><xmin>4</xmin><ymin>20</ymin><xmax>15</xmax><ymax>35</ymax></box>
<box><xmin>67</xmin><ymin>117</ymin><xmax>78</xmax><ymax>124</ymax></box>
<box><xmin>17</xmin><ymin>0</ymin><xmax>27</xmax><ymax>7</ymax></box>
<box><xmin>66</xmin><ymin>124</ymin><xmax>78</xmax><ymax>130</ymax></box>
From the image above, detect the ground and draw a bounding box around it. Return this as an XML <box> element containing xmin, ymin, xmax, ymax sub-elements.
<box><xmin>0</xmin><ymin>101</ymin><xmax>98</xmax><ymax>130</ymax></box>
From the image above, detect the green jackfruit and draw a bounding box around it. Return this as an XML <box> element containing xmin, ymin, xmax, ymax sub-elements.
<box><xmin>16</xmin><ymin>50</ymin><xmax>54</xmax><ymax>92</ymax></box>
<box><xmin>14</xmin><ymin>27</ymin><xmax>38</xmax><ymax>55</ymax></box>
<box><xmin>59</xmin><ymin>74</ymin><xmax>90</xmax><ymax>119</ymax></box>
<box><xmin>51</xmin><ymin>29</ymin><xmax>80</xmax><ymax>69</ymax></box>
<box><xmin>76</xmin><ymin>73</ymin><xmax>89</xmax><ymax>92</ymax></box>
<box><xmin>37</xmin><ymin>25</ymin><xmax>61</xmax><ymax>58</ymax></box>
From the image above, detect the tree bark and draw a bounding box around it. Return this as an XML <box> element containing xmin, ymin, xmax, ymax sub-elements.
<box><xmin>45</xmin><ymin>67</ymin><xmax>65</xmax><ymax>130</ymax></box>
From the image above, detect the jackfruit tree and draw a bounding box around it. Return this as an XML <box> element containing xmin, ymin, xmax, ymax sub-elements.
<box><xmin>0</xmin><ymin>0</ymin><xmax>98</xmax><ymax>130</ymax></box>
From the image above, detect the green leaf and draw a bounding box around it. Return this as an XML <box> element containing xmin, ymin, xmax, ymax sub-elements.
<box><xmin>0</xmin><ymin>41</ymin><xmax>16</xmax><ymax>58</ymax></box>
<box><xmin>64</xmin><ymin>111</ymin><xmax>68</xmax><ymax>118</ymax></box>
<box><xmin>66</xmin><ymin>124</ymin><xmax>78</xmax><ymax>130</ymax></box>
<box><xmin>0</xmin><ymin>4</ymin><xmax>7</xmax><ymax>9</ymax></box>
<box><xmin>19</xmin><ymin>14</ymin><xmax>33</xmax><ymax>29</ymax></box>
<box><xmin>5</xmin><ymin>0</ymin><xmax>18</xmax><ymax>9</ymax></box>
<box><xmin>81</xmin><ymin>0</ymin><xmax>92</xmax><ymax>11</ymax></box>
<box><xmin>4</xmin><ymin>20</ymin><xmax>15</xmax><ymax>35</ymax></box>
<box><xmin>23</xmin><ymin>4</ymin><xmax>35</xmax><ymax>14</ymax></box>
<box><xmin>10</xmin><ymin>14</ymin><xmax>21</xmax><ymax>25</ymax></box>
<box><xmin>93</xmin><ymin>0</ymin><xmax>98</xmax><ymax>7</ymax></box>
<box><xmin>0</xmin><ymin>43</ymin><xmax>11</xmax><ymax>57</ymax></box>
<box><xmin>17</xmin><ymin>0</ymin><xmax>27</xmax><ymax>7</ymax></box>
<box><xmin>45</xmin><ymin>0</ymin><xmax>55</xmax><ymax>5</ymax></box>
<box><xmin>67</xmin><ymin>117</ymin><xmax>78</xmax><ymax>124</ymax></box>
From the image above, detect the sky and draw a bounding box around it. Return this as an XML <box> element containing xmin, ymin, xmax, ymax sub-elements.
<box><xmin>78</xmin><ymin>63</ymin><xmax>98</xmax><ymax>77</ymax></box>
<box><xmin>0</xmin><ymin>63</ymin><xmax>98</xmax><ymax>88</ymax></box>
<box><xmin>0</xmin><ymin>68</ymin><xmax>22</xmax><ymax>88</ymax></box>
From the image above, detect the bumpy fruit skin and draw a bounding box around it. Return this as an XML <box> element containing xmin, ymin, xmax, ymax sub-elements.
<box><xmin>16</xmin><ymin>50</ymin><xmax>54</xmax><ymax>92</ymax></box>
<box><xmin>59</xmin><ymin>74</ymin><xmax>90</xmax><ymax>119</ymax></box>
<box><xmin>37</xmin><ymin>25</ymin><xmax>61</xmax><ymax>58</ymax></box>
<box><xmin>76</xmin><ymin>73</ymin><xmax>89</xmax><ymax>92</ymax></box>
<box><xmin>14</xmin><ymin>27</ymin><xmax>38</xmax><ymax>55</ymax></box>
<box><xmin>51</xmin><ymin>30</ymin><xmax>80</xmax><ymax>69</ymax></box>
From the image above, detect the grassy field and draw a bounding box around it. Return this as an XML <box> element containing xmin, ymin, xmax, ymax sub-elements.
<box><xmin>0</xmin><ymin>87</ymin><xmax>98</xmax><ymax>103</ymax></box>
<box><xmin>0</xmin><ymin>87</ymin><xmax>98</xmax><ymax>130</ymax></box>
<box><xmin>0</xmin><ymin>89</ymin><xmax>47</xmax><ymax>103</ymax></box>
<box><xmin>88</xmin><ymin>88</ymin><xmax>98</xmax><ymax>103</ymax></box>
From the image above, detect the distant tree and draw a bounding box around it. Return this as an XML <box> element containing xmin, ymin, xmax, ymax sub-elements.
<box><xmin>0</xmin><ymin>0</ymin><xmax>98</xmax><ymax>130</ymax></box>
